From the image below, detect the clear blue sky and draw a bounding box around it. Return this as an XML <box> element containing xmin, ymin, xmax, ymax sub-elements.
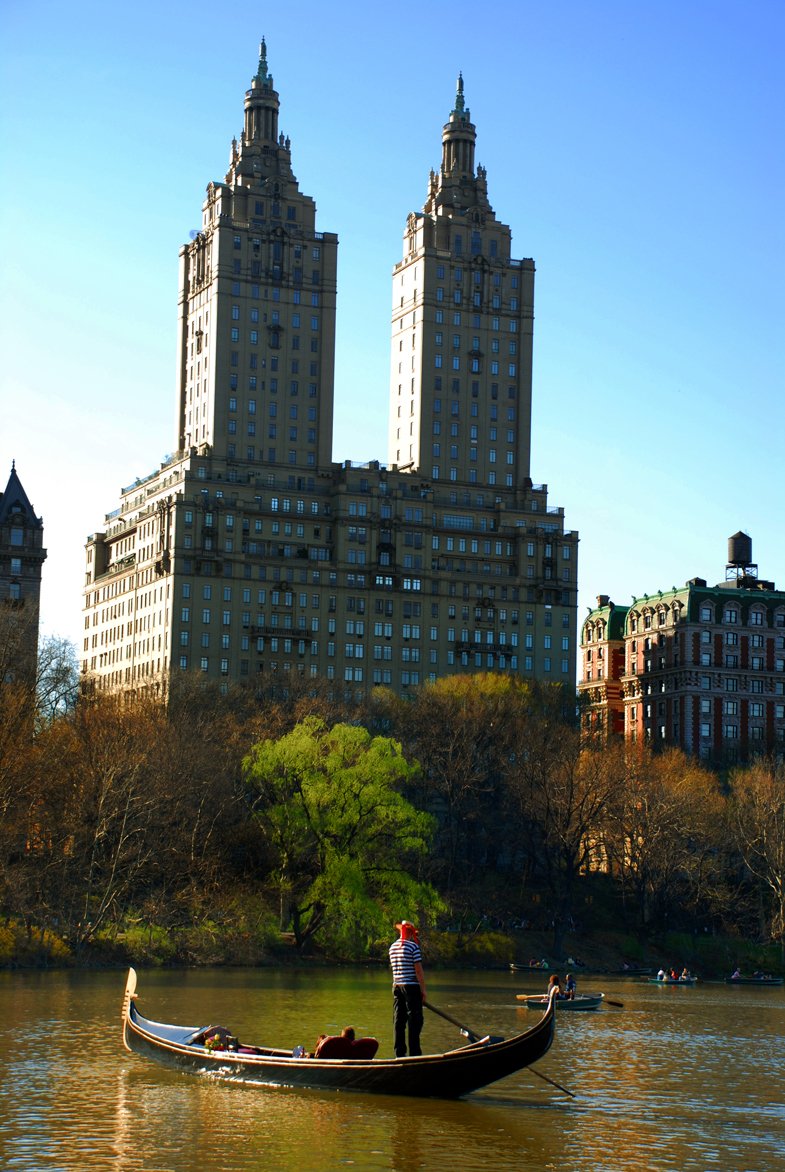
<box><xmin>2</xmin><ymin>1</ymin><xmax>783</xmax><ymax>658</ymax></box>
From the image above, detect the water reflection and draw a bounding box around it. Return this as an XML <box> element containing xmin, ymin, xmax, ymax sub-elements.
<box><xmin>0</xmin><ymin>969</ymin><xmax>783</xmax><ymax>1171</ymax></box>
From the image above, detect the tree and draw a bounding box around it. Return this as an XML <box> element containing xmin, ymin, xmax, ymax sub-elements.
<box><xmin>35</xmin><ymin>636</ymin><xmax>79</xmax><ymax>727</ymax></box>
<box><xmin>244</xmin><ymin>717</ymin><xmax>441</xmax><ymax>954</ymax></box>
<box><xmin>503</xmin><ymin>695</ymin><xmax>628</xmax><ymax>956</ymax></box>
<box><xmin>370</xmin><ymin>674</ymin><xmax>531</xmax><ymax>896</ymax></box>
<box><xmin>0</xmin><ymin>621</ymin><xmax>78</xmax><ymax>863</ymax></box>
<box><xmin>603</xmin><ymin>747</ymin><xmax>726</xmax><ymax>931</ymax></box>
<box><xmin>728</xmin><ymin>758</ymin><xmax>785</xmax><ymax>959</ymax></box>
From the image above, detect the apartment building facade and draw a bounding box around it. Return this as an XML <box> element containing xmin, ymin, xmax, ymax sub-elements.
<box><xmin>83</xmin><ymin>45</ymin><xmax>578</xmax><ymax>698</ymax></box>
<box><xmin>579</xmin><ymin>535</ymin><xmax>785</xmax><ymax>763</ymax></box>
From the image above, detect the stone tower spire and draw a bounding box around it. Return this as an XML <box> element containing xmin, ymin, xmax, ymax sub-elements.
<box><xmin>441</xmin><ymin>72</ymin><xmax>476</xmax><ymax>179</ymax></box>
<box><xmin>421</xmin><ymin>74</ymin><xmax>492</xmax><ymax>217</ymax></box>
<box><xmin>242</xmin><ymin>37</ymin><xmax>281</xmax><ymax>150</ymax></box>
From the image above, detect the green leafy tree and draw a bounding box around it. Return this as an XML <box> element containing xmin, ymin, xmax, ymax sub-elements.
<box><xmin>244</xmin><ymin>717</ymin><xmax>441</xmax><ymax>955</ymax></box>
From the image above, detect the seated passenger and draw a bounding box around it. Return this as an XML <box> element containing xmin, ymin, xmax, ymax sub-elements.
<box><xmin>315</xmin><ymin>1027</ymin><xmax>356</xmax><ymax>1059</ymax></box>
<box><xmin>314</xmin><ymin>1027</ymin><xmax>378</xmax><ymax>1060</ymax></box>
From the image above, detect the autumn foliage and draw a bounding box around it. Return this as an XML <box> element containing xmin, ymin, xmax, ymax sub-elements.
<box><xmin>1</xmin><ymin>663</ymin><xmax>784</xmax><ymax>966</ymax></box>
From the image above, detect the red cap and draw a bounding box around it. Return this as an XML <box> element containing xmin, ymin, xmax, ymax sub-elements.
<box><xmin>395</xmin><ymin>920</ymin><xmax>418</xmax><ymax>939</ymax></box>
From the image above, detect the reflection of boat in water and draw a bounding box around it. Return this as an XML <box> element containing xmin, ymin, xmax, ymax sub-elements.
<box><xmin>647</xmin><ymin>977</ymin><xmax>698</xmax><ymax>986</ymax></box>
<box><xmin>725</xmin><ymin>975</ymin><xmax>783</xmax><ymax>986</ymax></box>
<box><xmin>121</xmin><ymin>968</ymin><xmax>558</xmax><ymax>1100</ymax></box>
<box><xmin>517</xmin><ymin>993</ymin><xmax>604</xmax><ymax>1012</ymax></box>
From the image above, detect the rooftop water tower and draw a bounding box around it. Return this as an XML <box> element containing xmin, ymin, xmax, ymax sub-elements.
<box><xmin>725</xmin><ymin>531</ymin><xmax>758</xmax><ymax>586</ymax></box>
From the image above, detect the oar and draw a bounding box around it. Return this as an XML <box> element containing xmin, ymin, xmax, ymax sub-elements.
<box><xmin>426</xmin><ymin>1000</ymin><xmax>576</xmax><ymax>1098</ymax></box>
<box><xmin>423</xmin><ymin>1001</ymin><xmax>503</xmax><ymax>1044</ymax></box>
<box><xmin>528</xmin><ymin>1065</ymin><xmax>576</xmax><ymax>1098</ymax></box>
<box><xmin>605</xmin><ymin>998</ymin><xmax>624</xmax><ymax>1008</ymax></box>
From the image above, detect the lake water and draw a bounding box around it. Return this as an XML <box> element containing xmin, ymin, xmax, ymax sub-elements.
<box><xmin>0</xmin><ymin>966</ymin><xmax>783</xmax><ymax>1170</ymax></box>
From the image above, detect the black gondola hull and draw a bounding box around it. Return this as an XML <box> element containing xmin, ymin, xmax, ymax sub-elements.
<box><xmin>121</xmin><ymin>968</ymin><xmax>556</xmax><ymax>1099</ymax></box>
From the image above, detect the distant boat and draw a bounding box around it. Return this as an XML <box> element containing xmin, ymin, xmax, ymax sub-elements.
<box><xmin>647</xmin><ymin>977</ymin><xmax>698</xmax><ymax>986</ymax></box>
<box><xmin>616</xmin><ymin>966</ymin><xmax>652</xmax><ymax>976</ymax></box>
<box><xmin>725</xmin><ymin>975</ymin><xmax>783</xmax><ymax>987</ymax></box>
<box><xmin>517</xmin><ymin>993</ymin><xmax>604</xmax><ymax>1012</ymax></box>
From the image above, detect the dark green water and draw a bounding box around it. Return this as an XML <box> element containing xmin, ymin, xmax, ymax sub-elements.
<box><xmin>0</xmin><ymin>966</ymin><xmax>783</xmax><ymax>1170</ymax></box>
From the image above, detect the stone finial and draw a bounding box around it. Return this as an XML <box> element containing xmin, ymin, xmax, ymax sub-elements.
<box><xmin>454</xmin><ymin>72</ymin><xmax>465</xmax><ymax>113</ymax></box>
<box><xmin>256</xmin><ymin>37</ymin><xmax>269</xmax><ymax>83</ymax></box>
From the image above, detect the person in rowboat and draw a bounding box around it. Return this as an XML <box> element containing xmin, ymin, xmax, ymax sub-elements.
<box><xmin>389</xmin><ymin>920</ymin><xmax>427</xmax><ymax>1057</ymax></box>
<box><xmin>564</xmin><ymin>973</ymin><xmax>576</xmax><ymax>1000</ymax></box>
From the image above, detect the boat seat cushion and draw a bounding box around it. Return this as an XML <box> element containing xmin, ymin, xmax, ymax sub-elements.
<box><xmin>351</xmin><ymin>1037</ymin><xmax>379</xmax><ymax>1059</ymax></box>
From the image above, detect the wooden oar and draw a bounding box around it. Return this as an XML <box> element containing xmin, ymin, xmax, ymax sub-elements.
<box><xmin>605</xmin><ymin>998</ymin><xmax>624</xmax><ymax>1008</ymax></box>
<box><xmin>423</xmin><ymin>1001</ymin><xmax>503</xmax><ymax>1044</ymax></box>
<box><xmin>528</xmin><ymin>1065</ymin><xmax>576</xmax><ymax>1098</ymax></box>
<box><xmin>426</xmin><ymin>999</ymin><xmax>575</xmax><ymax>1098</ymax></box>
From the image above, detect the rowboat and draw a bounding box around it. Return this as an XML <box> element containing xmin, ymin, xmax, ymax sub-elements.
<box><xmin>517</xmin><ymin>993</ymin><xmax>604</xmax><ymax>1012</ymax></box>
<box><xmin>647</xmin><ymin>977</ymin><xmax>698</xmax><ymax>985</ymax></box>
<box><xmin>121</xmin><ymin>968</ymin><xmax>557</xmax><ymax>1099</ymax></box>
<box><xmin>725</xmin><ymin>976</ymin><xmax>784</xmax><ymax>987</ymax></box>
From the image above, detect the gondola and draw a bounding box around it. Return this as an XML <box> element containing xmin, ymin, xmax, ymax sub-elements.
<box><xmin>725</xmin><ymin>975</ymin><xmax>784</xmax><ymax>986</ymax></box>
<box><xmin>121</xmin><ymin>968</ymin><xmax>557</xmax><ymax>1099</ymax></box>
<box><xmin>517</xmin><ymin>993</ymin><xmax>604</xmax><ymax>1012</ymax></box>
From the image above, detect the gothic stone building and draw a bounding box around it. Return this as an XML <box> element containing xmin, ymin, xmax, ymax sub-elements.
<box><xmin>1</xmin><ymin>464</ymin><xmax>47</xmax><ymax>686</ymax></box>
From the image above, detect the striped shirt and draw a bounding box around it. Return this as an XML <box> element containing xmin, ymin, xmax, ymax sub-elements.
<box><xmin>389</xmin><ymin>938</ymin><xmax>422</xmax><ymax>986</ymax></box>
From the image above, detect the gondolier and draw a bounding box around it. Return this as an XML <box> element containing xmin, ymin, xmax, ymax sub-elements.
<box><xmin>389</xmin><ymin>920</ymin><xmax>427</xmax><ymax>1057</ymax></box>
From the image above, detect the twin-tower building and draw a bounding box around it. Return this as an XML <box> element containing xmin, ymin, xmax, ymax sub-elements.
<box><xmin>83</xmin><ymin>43</ymin><xmax>578</xmax><ymax>697</ymax></box>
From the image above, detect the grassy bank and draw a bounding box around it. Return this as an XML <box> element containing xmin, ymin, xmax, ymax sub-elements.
<box><xmin>1</xmin><ymin>914</ymin><xmax>781</xmax><ymax>980</ymax></box>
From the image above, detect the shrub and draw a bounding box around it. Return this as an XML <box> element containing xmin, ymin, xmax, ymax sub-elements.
<box><xmin>425</xmin><ymin>929</ymin><xmax>514</xmax><ymax>966</ymax></box>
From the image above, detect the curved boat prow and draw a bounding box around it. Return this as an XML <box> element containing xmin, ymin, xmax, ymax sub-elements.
<box><xmin>121</xmin><ymin>967</ymin><xmax>138</xmax><ymax>1053</ymax></box>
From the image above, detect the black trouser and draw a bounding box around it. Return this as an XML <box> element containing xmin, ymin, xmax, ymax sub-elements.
<box><xmin>393</xmin><ymin>983</ymin><xmax>423</xmax><ymax>1057</ymax></box>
